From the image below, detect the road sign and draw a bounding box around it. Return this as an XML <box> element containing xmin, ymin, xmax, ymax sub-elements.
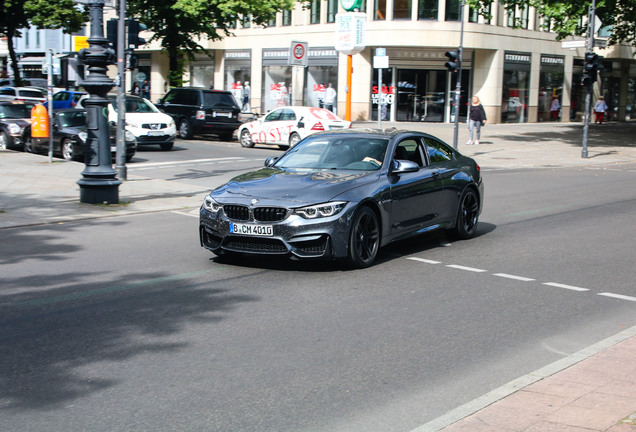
<box><xmin>561</xmin><ymin>40</ymin><xmax>586</xmax><ymax>49</ymax></box>
<box><xmin>289</xmin><ymin>41</ymin><xmax>308</xmax><ymax>66</ymax></box>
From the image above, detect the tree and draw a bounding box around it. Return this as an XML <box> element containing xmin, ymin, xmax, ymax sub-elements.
<box><xmin>127</xmin><ymin>0</ymin><xmax>296</xmax><ymax>87</ymax></box>
<box><xmin>465</xmin><ymin>0</ymin><xmax>636</xmax><ymax>47</ymax></box>
<box><xmin>0</xmin><ymin>0</ymin><xmax>86</xmax><ymax>86</ymax></box>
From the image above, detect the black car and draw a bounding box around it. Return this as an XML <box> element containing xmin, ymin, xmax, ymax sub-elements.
<box><xmin>0</xmin><ymin>100</ymin><xmax>34</xmax><ymax>150</ymax></box>
<box><xmin>156</xmin><ymin>87</ymin><xmax>241</xmax><ymax>140</ymax></box>
<box><xmin>200</xmin><ymin>128</ymin><xmax>484</xmax><ymax>268</ymax></box>
<box><xmin>29</xmin><ymin>109</ymin><xmax>137</xmax><ymax>162</ymax></box>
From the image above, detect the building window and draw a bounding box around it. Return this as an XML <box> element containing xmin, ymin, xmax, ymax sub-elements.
<box><xmin>282</xmin><ymin>10</ymin><xmax>292</xmax><ymax>26</ymax></box>
<box><xmin>418</xmin><ymin>0</ymin><xmax>437</xmax><ymax>19</ymax></box>
<box><xmin>327</xmin><ymin>0</ymin><xmax>338</xmax><ymax>22</ymax></box>
<box><xmin>507</xmin><ymin>5</ymin><xmax>528</xmax><ymax>28</ymax></box>
<box><xmin>268</xmin><ymin>17</ymin><xmax>277</xmax><ymax>27</ymax></box>
<box><xmin>375</xmin><ymin>0</ymin><xmax>386</xmax><ymax>20</ymax></box>
<box><xmin>394</xmin><ymin>0</ymin><xmax>412</xmax><ymax>19</ymax></box>
<box><xmin>445</xmin><ymin>0</ymin><xmax>460</xmax><ymax>21</ymax></box>
<box><xmin>241</xmin><ymin>15</ymin><xmax>251</xmax><ymax>28</ymax></box>
<box><xmin>36</xmin><ymin>31</ymin><xmax>41</xmax><ymax>49</ymax></box>
<box><xmin>310</xmin><ymin>0</ymin><xmax>321</xmax><ymax>24</ymax></box>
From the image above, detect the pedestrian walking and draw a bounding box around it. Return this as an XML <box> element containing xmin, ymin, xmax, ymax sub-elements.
<box><xmin>141</xmin><ymin>79</ymin><xmax>150</xmax><ymax>99</ymax></box>
<box><xmin>324</xmin><ymin>83</ymin><xmax>337</xmax><ymax>113</ymax></box>
<box><xmin>594</xmin><ymin>96</ymin><xmax>608</xmax><ymax>124</ymax></box>
<box><xmin>242</xmin><ymin>81</ymin><xmax>251</xmax><ymax>112</ymax></box>
<box><xmin>550</xmin><ymin>97</ymin><xmax>561</xmax><ymax>121</ymax></box>
<box><xmin>131</xmin><ymin>82</ymin><xmax>140</xmax><ymax>95</ymax></box>
<box><xmin>467</xmin><ymin>96</ymin><xmax>487</xmax><ymax>145</ymax></box>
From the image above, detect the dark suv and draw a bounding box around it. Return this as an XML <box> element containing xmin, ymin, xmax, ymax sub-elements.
<box><xmin>156</xmin><ymin>88</ymin><xmax>241</xmax><ymax>140</ymax></box>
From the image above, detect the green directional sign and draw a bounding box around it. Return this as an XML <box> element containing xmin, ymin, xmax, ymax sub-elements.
<box><xmin>340</xmin><ymin>0</ymin><xmax>364</xmax><ymax>12</ymax></box>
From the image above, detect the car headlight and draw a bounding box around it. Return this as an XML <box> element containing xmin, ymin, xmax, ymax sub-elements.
<box><xmin>78</xmin><ymin>132</ymin><xmax>88</xmax><ymax>142</ymax></box>
<box><xmin>125</xmin><ymin>130</ymin><xmax>136</xmax><ymax>142</ymax></box>
<box><xmin>168</xmin><ymin>119</ymin><xmax>175</xmax><ymax>128</ymax></box>
<box><xmin>203</xmin><ymin>196</ymin><xmax>222</xmax><ymax>213</ymax></box>
<box><xmin>294</xmin><ymin>201</ymin><xmax>347</xmax><ymax>219</ymax></box>
<box><xmin>125</xmin><ymin>121</ymin><xmax>140</xmax><ymax>129</ymax></box>
<box><xmin>8</xmin><ymin>123</ymin><xmax>22</xmax><ymax>134</ymax></box>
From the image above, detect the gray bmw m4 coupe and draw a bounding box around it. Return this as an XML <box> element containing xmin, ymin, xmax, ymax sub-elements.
<box><xmin>200</xmin><ymin>128</ymin><xmax>483</xmax><ymax>268</ymax></box>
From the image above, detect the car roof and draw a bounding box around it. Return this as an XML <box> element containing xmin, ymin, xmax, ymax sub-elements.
<box><xmin>309</xmin><ymin>128</ymin><xmax>439</xmax><ymax>140</ymax></box>
<box><xmin>0</xmin><ymin>100</ymin><xmax>32</xmax><ymax>105</ymax></box>
<box><xmin>169</xmin><ymin>87</ymin><xmax>233</xmax><ymax>94</ymax></box>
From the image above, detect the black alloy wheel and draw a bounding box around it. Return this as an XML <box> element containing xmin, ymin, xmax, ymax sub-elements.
<box><xmin>453</xmin><ymin>188</ymin><xmax>480</xmax><ymax>239</ymax></box>
<box><xmin>348</xmin><ymin>206</ymin><xmax>380</xmax><ymax>268</ymax></box>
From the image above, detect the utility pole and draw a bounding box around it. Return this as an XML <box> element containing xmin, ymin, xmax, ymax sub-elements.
<box><xmin>582</xmin><ymin>0</ymin><xmax>596</xmax><ymax>159</ymax></box>
<box><xmin>115</xmin><ymin>0</ymin><xmax>127</xmax><ymax>180</ymax></box>
<box><xmin>451</xmin><ymin>0</ymin><xmax>465</xmax><ymax>150</ymax></box>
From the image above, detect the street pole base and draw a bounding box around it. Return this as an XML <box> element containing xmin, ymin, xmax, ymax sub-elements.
<box><xmin>77</xmin><ymin>178</ymin><xmax>121</xmax><ymax>204</ymax></box>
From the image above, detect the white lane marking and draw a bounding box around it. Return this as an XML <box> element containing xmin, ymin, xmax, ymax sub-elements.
<box><xmin>542</xmin><ymin>282</ymin><xmax>589</xmax><ymax>292</ymax></box>
<box><xmin>493</xmin><ymin>273</ymin><xmax>535</xmax><ymax>282</ymax></box>
<box><xmin>130</xmin><ymin>157</ymin><xmax>246</xmax><ymax>168</ymax></box>
<box><xmin>598</xmin><ymin>293</ymin><xmax>636</xmax><ymax>302</ymax></box>
<box><xmin>407</xmin><ymin>257</ymin><xmax>442</xmax><ymax>265</ymax></box>
<box><xmin>172</xmin><ymin>210</ymin><xmax>199</xmax><ymax>218</ymax></box>
<box><xmin>446</xmin><ymin>264</ymin><xmax>488</xmax><ymax>273</ymax></box>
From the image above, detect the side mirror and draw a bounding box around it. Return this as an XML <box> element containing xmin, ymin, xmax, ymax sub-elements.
<box><xmin>391</xmin><ymin>159</ymin><xmax>419</xmax><ymax>174</ymax></box>
<box><xmin>264</xmin><ymin>156</ymin><xmax>279</xmax><ymax>167</ymax></box>
<box><xmin>297</xmin><ymin>116</ymin><xmax>305</xmax><ymax>129</ymax></box>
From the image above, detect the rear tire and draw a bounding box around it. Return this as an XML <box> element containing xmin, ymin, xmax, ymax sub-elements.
<box><xmin>347</xmin><ymin>206</ymin><xmax>380</xmax><ymax>269</ymax></box>
<box><xmin>289</xmin><ymin>132</ymin><xmax>301</xmax><ymax>147</ymax></box>
<box><xmin>178</xmin><ymin>120</ymin><xmax>193</xmax><ymax>139</ymax></box>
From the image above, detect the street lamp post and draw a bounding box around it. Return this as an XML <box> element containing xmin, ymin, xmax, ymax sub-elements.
<box><xmin>77</xmin><ymin>0</ymin><xmax>121</xmax><ymax>204</ymax></box>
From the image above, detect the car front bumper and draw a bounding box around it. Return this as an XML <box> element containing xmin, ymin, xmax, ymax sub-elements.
<box><xmin>199</xmin><ymin>203</ymin><xmax>355</xmax><ymax>259</ymax></box>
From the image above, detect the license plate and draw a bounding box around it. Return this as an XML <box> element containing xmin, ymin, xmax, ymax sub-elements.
<box><xmin>148</xmin><ymin>130</ymin><xmax>166</xmax><ymax>136</ymax></box>
<box><xmin>214</xmin><ymin>112</ymin><xmax>231</xmax><ymax>118</ymax></box>
<box><xmin>230</xmin><ymin>223</ymin><xmax>273</xmax><ymax>236</ymax></box>
<box><xmin>329</xmin><ymin>125</ymin><xmax>344</xmax><ymax>129</ymax></box>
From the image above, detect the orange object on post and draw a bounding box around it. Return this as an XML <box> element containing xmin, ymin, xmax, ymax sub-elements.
<box><xmin>31</xmin><ymin>104</ymin><xmax>49</xmax><ymax>138</ymax></box>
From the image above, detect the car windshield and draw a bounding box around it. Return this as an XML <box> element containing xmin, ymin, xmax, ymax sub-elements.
<box><xmin>110</xmin><ymin>97</ymin><xmax>159</xmax><ymax>113</ymax></box>
<box><xmin>275</xmin><ymin>135</ymin><xmax>389</xmax><ymax>171</ymax></box>
<box><xmin>203</xmin><ymin>92</ymin><xmax>239</xmax><ymax>109</ymax></box>
<box><xmin>0</xmin><ymin>104</ymin><xmax>30</xmax><ymax>119</ymax></box>
<box><xmin>57</xmin><ymin>110</ymin><xmax>87</xmax><ymax>127</ymax></box>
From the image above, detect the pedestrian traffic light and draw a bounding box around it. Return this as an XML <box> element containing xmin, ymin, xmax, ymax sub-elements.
<box><xmin>445</xmin><ymin>50</ymin><xmax>459</xmax><ymax>73</ymax></box>
<box><xmin>127</xmin><ymin>19</ymin><xmax>147</xmax><ymax>48</ymax></box>
<box><xmin>106</xmin><ymin>18</ymin><xmax>118</xmax><ymax>49</ymax></box>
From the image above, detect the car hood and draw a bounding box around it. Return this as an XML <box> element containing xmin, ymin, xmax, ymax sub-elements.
<box><xmin>124</xmin><ymin>112</ymin><xmax>173</xmax><ymax>124</ymax></box>
<box><xmin>1</xmin><ymin>118</ymin><xmax>31</xmax><ymax>127</ymax></box>
<box><xmin>212</xmin><ymin>167</ymin><xmax>379</xmax><ymax>206</ymax></box>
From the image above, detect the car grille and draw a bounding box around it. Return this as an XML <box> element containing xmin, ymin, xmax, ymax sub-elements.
<box><xmin>142</xmin><ymin>123</ymin><xmax>168</xmax><ymax>129</ymax></box>
<box><xmin>223</xmin><ymin>205</ymin><xmax>288</xmax><ymax>222</ymax></box>
<box><xmin>224</xmin><ymin>236</ymin><xmax>288</xmax><ymax>254</ymax></box>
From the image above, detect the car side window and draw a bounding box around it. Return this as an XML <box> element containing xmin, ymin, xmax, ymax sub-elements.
<box><xmin>394</xmin><ymin>138</ymin><xmax>425</xmax><ymax>167</ymax></box>
<box><xmin>280</xmin><ymin>109</ymin><xmax>296</xmax><ymax>121</ymax></box>
<box><xmin>264</xmin><ymin>109</ymin><xmax>282</xmax><ymax>122</ymax></box>
<box><xmin>425</xmin><ymin>137</ymin><xmax>454</xmax><ymax>164</ymax></box>
<box><xmin>53</xmin><ymin>92</ymin><xmax>69</xmax><ymax>102</ymax></box>
<box><xmin>163</xmin><ymin>91</ymin><xmax>178</xmax><ymax>104</ymax></box>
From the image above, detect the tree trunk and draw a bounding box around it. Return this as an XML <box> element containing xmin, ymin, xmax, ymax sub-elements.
<box><xmin>6</xmin><ymin>27</ymin><xmax>24</xmax><ymax>87</ymax></box>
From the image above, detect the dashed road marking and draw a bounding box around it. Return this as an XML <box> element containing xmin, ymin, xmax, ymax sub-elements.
<box><xmin>408</xmin><ymin>257</ymin><xmax>635</xmax><ymax>303</ymax></box>
<box><xmin>543</xmin><ymin>282</ymin><xmax>589</xmax><ymax>292</ymax></box>
<box><xmin>493</xmin><ymin>273</ymin><xmax>535</xmax><ymax>282</ymax></box>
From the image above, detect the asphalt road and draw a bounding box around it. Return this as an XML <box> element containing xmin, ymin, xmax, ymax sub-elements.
<box><xmin>1</xmin><ymin>142</ymin><xmax>635</xmax><ymax>432</ymax></box>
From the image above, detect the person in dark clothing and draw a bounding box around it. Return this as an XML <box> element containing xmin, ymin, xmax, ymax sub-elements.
<box><xmin>467</xmin><ymin>96</ymin><xmax>487</xmax><ymax>145</ymax></box>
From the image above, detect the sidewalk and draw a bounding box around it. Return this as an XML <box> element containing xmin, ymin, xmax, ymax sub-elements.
<box><xmin>1</xmin><ymin>121</ymin><xmax>636</xmax><ymax>432</ymax></box>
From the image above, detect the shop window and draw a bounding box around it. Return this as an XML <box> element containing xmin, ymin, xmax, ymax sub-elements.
<box><xmin>305</xmin><ymin>66</ymin><xmax>338</xmax><ymax>111</ymax></box>
<box><xmin>394</xmin><ymin>0</ymin><xmax>411</xmax><ymax>19</ymax></box>
<box><xmin>310</xmin><ymin>0</ymin><xmax>321</xmax><ymax>24</ymax></box>
<box><xmin>418</xmin><ymin>0</ymin><xmax>437</xmax><ymax>19</ymax></box>
<box><xmin>375</xmin><ymin>0</ymin><xmax>386</xmax><ymax>20</ymax></box>
<box><xmin>445</xmin><ymin>0</ymin><xmax>460</xmax><ymax>21</ymax></box>
<box><xmin>262</xmin><ymin>66</ymin><xmax>293</xmax><ymax>112</ymax></box>
<box><xmin>327</xmin><ymin>0</ymin><xmax>338</xmax><ymax>22</ymax></box>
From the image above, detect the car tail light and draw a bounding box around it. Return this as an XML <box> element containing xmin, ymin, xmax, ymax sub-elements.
<box><xmin>71</xmin><ymin>101</ymin><xmax>76</xmax><ymax>108</ymax></box>
<box><xmin>476</xmin><ymin>164</ymin><xmax>481</xmax><ymax>173</ymax></box>
<box><xmin>311</xmin><ymin>122</ymin><xmax>324</xmax><ymax>131</ymax></box>
<box><xmin>196</xmin><ymin>110</ymin><xmax>205</xmax><ymax>120</ymax></box>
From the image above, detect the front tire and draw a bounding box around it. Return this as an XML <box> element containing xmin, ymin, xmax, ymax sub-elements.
<box><xmin>450</xmin><ymin>188</ymin><xmax>480</xmax><ymax>239</ymax></box>
<box><xmin>0</xmin><ymin>130</ymin><xmax>9</xmax><ymax>150</ymax></box>
<box><xmin>178</xmin><ymin>120</ymin><xmax>193</xmax><ymax>139</ymax></box>
<box><xmin>347</xmin><ymin>206</ymin><xmax>380</xmax><ymax>269</ymax></box>
<box><xmin>239</xmin><ymin>129</ymin><xmax>254</xmax><ymax>148</ymax></box>
<box><xmin>160</xmin><ymin>141</ymin><xmax>174</xmax><ymax>151</ymax></box>
<box><xmin>23</xmin><ymin>136</ymin><xmax>35</xmax><ymax>153</ymax></box>
<box><xmin>62</xmin><ymin>139</ymin><xmax>77</xmax><ymax>161</ymax></box>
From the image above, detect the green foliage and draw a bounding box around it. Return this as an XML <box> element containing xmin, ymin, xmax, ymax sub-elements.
<box><xmin>127</xmin><ymin>0</ymin><xmax>297</xmax><ymax>85</ymax></box>
<box><xmin>465</xmin><ymin>0</ymin><xmax>636</xmax><ymax>46</ymax></box>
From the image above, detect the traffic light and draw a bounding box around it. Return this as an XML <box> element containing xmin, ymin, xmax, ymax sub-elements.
<box><xmin>584</xmin><ymin>51</ymin><xmax>599</xmax><ymax>84</ymax></box>
<box><xmin>106</xmin><ymin>18</ymin><xmax>118</xmax><ymax>49</ymax></box>
<box><xmin>445</xmin><ymin>50</ymin><xmax>459</xmax><ymax>73</ymax></box>
<box><xmin>127</xmin><ymin>19</ymin><xmax>147</xmax><ymax>48</ymax></box>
